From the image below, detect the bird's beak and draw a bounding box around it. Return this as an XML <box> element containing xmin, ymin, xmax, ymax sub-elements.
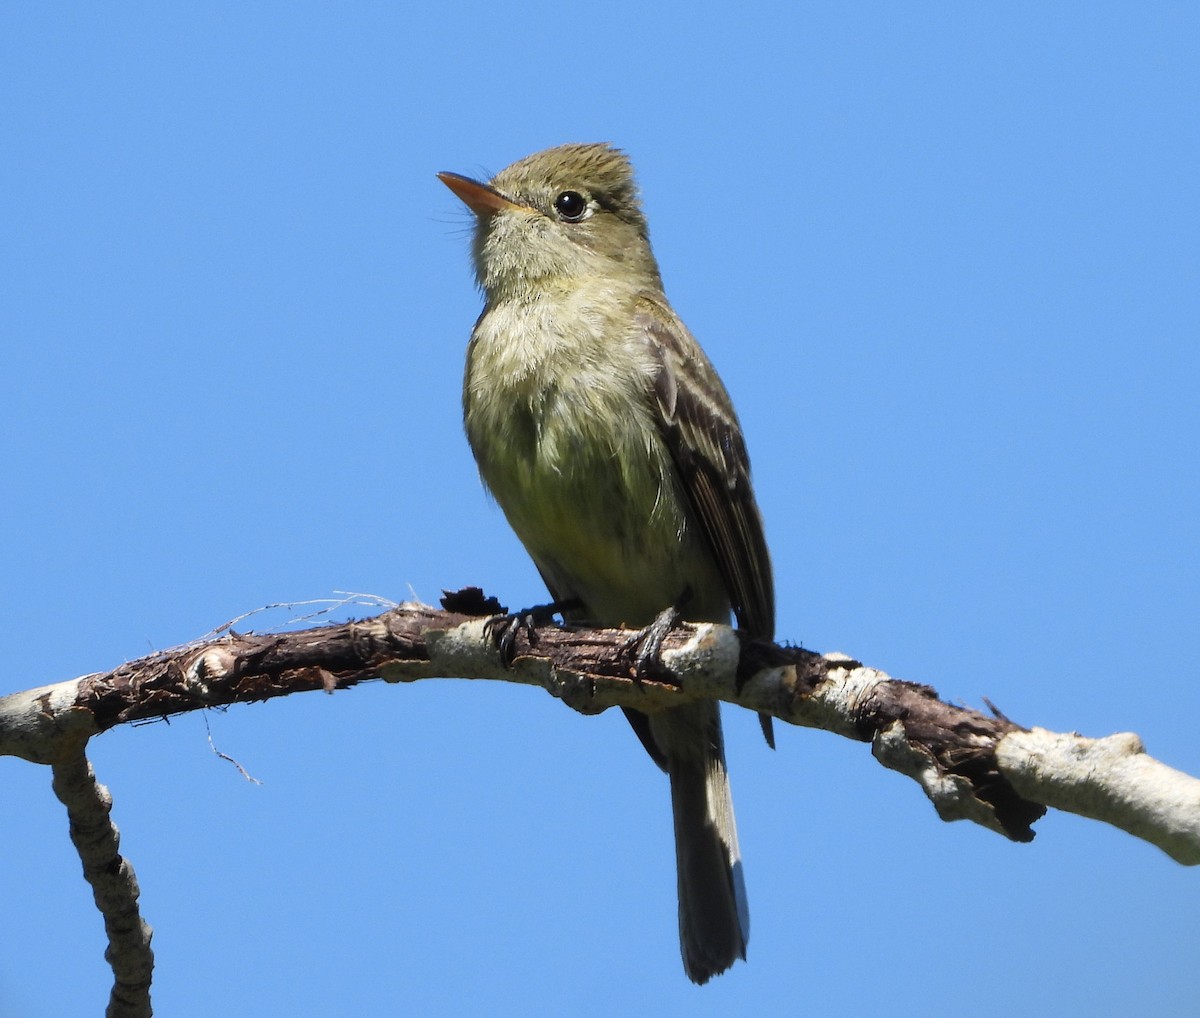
<box><xmin>437</xmin><ymin>172</ymin><xmax>526</xmax><ymax>217</ymax></box>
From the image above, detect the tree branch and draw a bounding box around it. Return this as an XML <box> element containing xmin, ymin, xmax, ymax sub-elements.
<box><xmin>50</xmin><ymin>746</ymin><xmax>154</xmax><ymax>1018</ymax></box>
<box><xmin>5</xmin><ymin>596</ymin><xmax>1197</xmax><ymax>863</ymax></box>
<box><xmin>7</xmin><ymin>595</ymin><xmax>1198</xmax><ymax>1013</ymax></box>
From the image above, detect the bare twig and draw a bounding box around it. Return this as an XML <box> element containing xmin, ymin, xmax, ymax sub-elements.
<box><xmin>50</xmin><ymin>747</ymin><xmax>154</xmax><ymax>1018</ymax></box>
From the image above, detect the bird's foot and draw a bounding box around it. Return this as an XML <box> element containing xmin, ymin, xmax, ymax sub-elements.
<box><xmin>620</xmin><ymin>605</ymin><xmax>683</xmax><ymax>688</ymax></box>
<box><xmin>484</xmin><ymin>599</ymin><xmax>577</xmax><ymax>666</ymax></box>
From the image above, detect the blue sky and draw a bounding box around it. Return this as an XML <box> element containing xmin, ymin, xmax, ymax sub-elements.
<box><xmin>3</xmin><ymin>3</ymin><xmax>1198</xmax><ymax>1015</ymax></box>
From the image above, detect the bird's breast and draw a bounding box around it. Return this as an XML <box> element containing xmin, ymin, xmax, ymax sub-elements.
<box><xmin>462</xmin><ymin>295</ymin><xmax>725</xmax><ymax>626</ymax></box>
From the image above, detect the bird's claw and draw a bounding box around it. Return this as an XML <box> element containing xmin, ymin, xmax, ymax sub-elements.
<box><xmin>483</xmin><ymin>599</ymin><xmax>577</xmax><ymax>666</ymax></box>
<box><xmin>620</xmin><ymin>605</ymin><xmax>683</xmax><ymax>688</ymax></box>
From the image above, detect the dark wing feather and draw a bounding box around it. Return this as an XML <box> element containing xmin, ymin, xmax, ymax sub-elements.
<box><xmin>637</xmin><ymin>297</ymin><xmax>775</xmax><ymax>643</ymax></box>
<box><xmin>639</xmin><ymin>298</ymin><xmax>777</xmax><ymax>748</ymax></box>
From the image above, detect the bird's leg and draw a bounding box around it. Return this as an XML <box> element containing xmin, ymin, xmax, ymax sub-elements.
<box><xmin>620</xmin><ymin>604</ymin><xmax>684</xmax><ymax>687</ymax></box>
<box><xmin>484</xmin><ymin>598</ymin><xmax>579</xmax><ymax>666</ymax></box>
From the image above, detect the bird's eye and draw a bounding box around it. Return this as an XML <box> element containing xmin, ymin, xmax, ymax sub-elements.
<box><xmin>553</xmin><ymin>190</ymin><xmax>590</xmax><ymax>222</ymax></box>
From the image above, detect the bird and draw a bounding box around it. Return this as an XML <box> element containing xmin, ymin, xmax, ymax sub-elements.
<box><xmin>439</xmin><ymin>143</ymin><xmax>774</xmax><ymax>984</ymax></box>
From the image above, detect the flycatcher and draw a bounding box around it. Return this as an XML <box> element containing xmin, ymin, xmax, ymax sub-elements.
<box><xmin>439</xmin><ymin>143</ymin><xmax>774</xmax><ymax>984</ymax></box>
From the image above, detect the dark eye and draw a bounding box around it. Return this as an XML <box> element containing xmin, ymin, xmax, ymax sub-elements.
<box><xmin>553</xmin><ymin>190</ymin><xmax>589</xmax><ymax>222</ymax></box>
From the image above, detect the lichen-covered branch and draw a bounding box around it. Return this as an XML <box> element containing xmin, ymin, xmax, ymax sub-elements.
<box><xmin>997</xmin><ymin>729</ymin><xmax>1200</xmax><ymax>865</ymax></box>
<box><xmin>4</xmin><ymin>597</ymin><xmax>1199</xmax><ymax>867</ymax></box>
<box><xmin>50</xmin><ymin>747</ymin><xmax>154</xmax><ymax>1018</ymax></box>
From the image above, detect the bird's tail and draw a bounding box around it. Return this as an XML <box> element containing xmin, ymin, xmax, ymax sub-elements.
<box><xmin>651</xmin><ymin>701</ymin><xmax>749</xmax><ymax>984</ymax></box>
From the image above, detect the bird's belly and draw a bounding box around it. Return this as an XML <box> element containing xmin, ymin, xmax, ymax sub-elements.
<box><xmin>478</xmin><ymin>404</ymin><xmax>729</xmax><ymax>629</ymax></box>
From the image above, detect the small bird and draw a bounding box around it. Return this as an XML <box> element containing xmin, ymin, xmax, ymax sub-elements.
<box><xmin>439</xmin><ymin>143</ymin><xmax>774</xmax><ymax>984</ymax></box>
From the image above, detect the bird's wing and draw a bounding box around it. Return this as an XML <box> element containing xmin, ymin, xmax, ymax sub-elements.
<box><xmin>636</xmin><ymin>296</ymin><xmax>775</xmax><ymax>643</ymax></box>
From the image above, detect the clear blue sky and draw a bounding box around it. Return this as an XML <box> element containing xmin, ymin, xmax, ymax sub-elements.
<box><xmin>3</xmin><ymin>4</ymin><xmax>1198</xmax><ymax>1016</ymax></box>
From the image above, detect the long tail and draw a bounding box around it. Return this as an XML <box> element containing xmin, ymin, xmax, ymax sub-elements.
<box><xmin>650</xmin><ymin>701</ymin><xmax>749</xmax><ymax>984</ymax></box>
